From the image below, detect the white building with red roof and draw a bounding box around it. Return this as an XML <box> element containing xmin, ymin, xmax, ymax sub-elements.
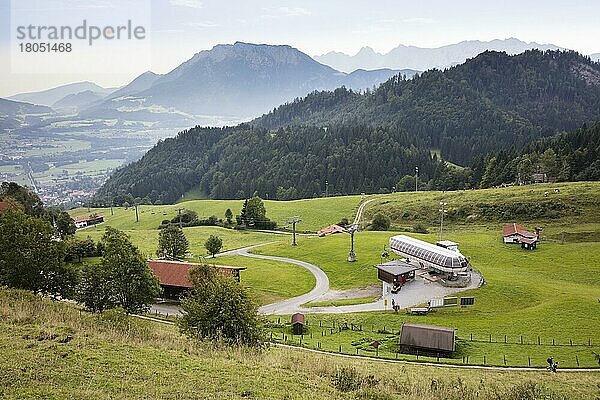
<box><xmin>502</xmin><ymin>223</ymin><xmax>541</xmax><ymax>250</ymax></box>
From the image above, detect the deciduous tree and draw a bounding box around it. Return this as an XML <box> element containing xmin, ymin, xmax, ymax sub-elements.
<box><xmin>204</xmin><ymin>235</ymin><xmax>223</xmax><ymax>257</ymax></box>
<box><xmin>178</xmin><ymin>264</ymin><xmax>263</xmax><ymax>346</ymax></box>
<box><xmin>157</xmin><ymin>224</ymin><xmax>189</xmax><ymax>260</ymax></box>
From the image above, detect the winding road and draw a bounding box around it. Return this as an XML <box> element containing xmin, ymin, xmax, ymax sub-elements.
<box><xmin>216</xmin><ymin>244</ymin><xmax>330</xmax><ymax>314</ymax></box>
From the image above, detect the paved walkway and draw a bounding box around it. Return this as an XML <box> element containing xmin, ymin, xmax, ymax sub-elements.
<box><xmin>217</xmin><ymin>244</ymin><xmax>331</xmax><ymax>315</ymax></box>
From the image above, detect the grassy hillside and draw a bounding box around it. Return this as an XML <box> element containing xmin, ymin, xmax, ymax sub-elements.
<box><xmin>1</xmin><ymin>289</ymin><xmax>598</xmax><ymax>399</ymax></box>
<box><xmin>254</xmin><ymin>224</ymin><xmax>600</xmax><ymax>366</ymax></box>
<box><xmin>71</xmin><ymin>195</ymin><xmax>360</xmax><ymax>232</ymax></box>
<box><xmin>366</xmin><ymin>181</ymin><xmax>600</xmax><ymax>228</ymax></box>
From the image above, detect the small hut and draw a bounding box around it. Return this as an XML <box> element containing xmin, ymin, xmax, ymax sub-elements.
<box><xmin>291</xmin><ymin>313</ymin><xmax>305</xmax><ymax>335</ymax></box>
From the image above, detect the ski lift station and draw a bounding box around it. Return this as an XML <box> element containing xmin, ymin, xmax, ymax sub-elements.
<box><xmin>389</xmin><ymin>235</ymin><xmax>470</xmax><ymax>274</ymax></box>
<box><xmin>374</xmin><ymin>235</ymin><xmax>473</xmax><ymax>305</ymax></box>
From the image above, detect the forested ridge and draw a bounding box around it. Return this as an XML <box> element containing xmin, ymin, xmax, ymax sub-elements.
<box><xmin>95</xmin><ymin>124</ymin><xmax>438</xmax><ymax>204</ymax></box>
<box><xmin>256</xmin><ymin>50</ymin><xmax>600</xmax><ymax>165</ymax></box>
<box><xmin>94</xmin><ymin>50</ymin><xmax>600</xmax><ymax>205</ymax></box>
<box><xmin>474</xmin><ymin>122</ymin><xmax>600</xmax><ymax>188</ymax></box>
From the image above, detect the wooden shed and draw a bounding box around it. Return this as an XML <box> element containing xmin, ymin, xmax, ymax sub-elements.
<box><xmin>291</xmin><ymin>313</ymin><xmax>305</xmax><ymax>335</ymax></box>
<box><xmin>399</xmin><ymin>322</ymin><xmax>456</xmax><ymax>355</ymax></box>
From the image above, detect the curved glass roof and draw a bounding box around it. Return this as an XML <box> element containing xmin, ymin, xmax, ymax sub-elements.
<box><xmin>389</xmin><ymin>235</ymin><xmax>468</xmax><ymax>270</ymax></box>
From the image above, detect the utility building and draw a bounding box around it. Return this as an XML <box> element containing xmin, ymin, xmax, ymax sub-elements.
<box><xmin>399</xmin><ymin>322</ymin><xmax>456</xmax><ymax>355</ymax></box>
<box><xmin>374</xmin><ymin>259</ymin><xmax>417</xmax><ymax>306</ymax></box>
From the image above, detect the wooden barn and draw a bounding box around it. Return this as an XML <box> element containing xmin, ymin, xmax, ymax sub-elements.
<box><xmin>399</xmin><ymin>322</ymin><xmax>456</xmax><ymax>355</ymax></box>
<box><xmin>148</xmin><ymin>259</ymin><xmax>245</xmax><ymax>300</ymax></box>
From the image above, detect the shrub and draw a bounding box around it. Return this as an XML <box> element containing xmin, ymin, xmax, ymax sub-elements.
<box><xmin>370</xmin><ymin>213</ymin><xmax>391</xmax><ymax>231</ymax></box>
<box><xmin>412</xmin><ymin>223</ymin><xmax>429</xmax><ymax>234</ymax></box>
<box><xmin>178</xmin><ymin>264</ymin><xmax>263</xmax><ymax>347</ymax></box>
<box><xmin>332</xmin><ymin>367</ymin><xmax>379</xmax><ymax>392</ymax></box>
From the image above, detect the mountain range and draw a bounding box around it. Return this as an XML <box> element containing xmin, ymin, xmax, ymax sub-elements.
<box><xmin>94</xmin><ymin>50</ymin><xmax>600</xmax><ymax>204</ymax></box>
<box><xmin>314</xmin><ymin>38</ymin><xmax>565</xmax><ymax>72</ymax></box>
<box><xmin>2</xmin><ymin>42</ymin><xmax>416</xmax><ymax>130</ymax></box>
<box><xmin>85</xmin><ymin>42</ymin><xmax>415</xmax><ymax>120</ymax></box>
<box><xmin>8</xmin><ymin>82</ymin><xmax>115</xmax><ymax>109</ymax></box>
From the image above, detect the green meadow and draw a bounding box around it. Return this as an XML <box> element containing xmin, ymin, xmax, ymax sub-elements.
<box><xmin>71</xmin><ymin>182</ymin><xmax>600</xmax><ymax>368</ymax></box>
<box><xmin>1</xmin><ymin>289</ymin><xmax>598</xmax><ymax>399</ymax></box>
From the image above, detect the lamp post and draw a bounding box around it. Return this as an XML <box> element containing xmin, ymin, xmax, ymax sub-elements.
<box><xmin>325</xmin><ymin>180</ymin><xmax>329</xmax><ymax>198</ymax></box>
<box><xmin>415</xmin><ymin>166</ymin><xmax>419</xmax><ymax>192</ymax></box>
<box><xmin>439</xmin><ymin>201</ymin><xmax>447</xmax><ymax>241</ymax></box>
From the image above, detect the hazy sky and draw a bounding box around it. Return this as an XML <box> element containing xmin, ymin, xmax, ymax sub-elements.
<box><xmin>1</xmin><ymin>0</ymin><xmax>600</xmax><ymax>97</ymax></box>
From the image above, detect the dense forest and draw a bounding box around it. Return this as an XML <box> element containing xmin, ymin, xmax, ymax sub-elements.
<box><xmin>256</xmin><ymin>50</ymin><xmax>600</xmax><ymax>165</ymax></box>
<box><xmin>94</xmin><ymin>124</ymin><xmax>439</xmax><ymax>204</ymax></box>
<box><xmin>94</xmin><ymin>50</ymin><xmax>600</xmax><ymax>205</ymax></box>
<box><xmin>475</xmin><ymin>122</ymin><xmax>600</xmax><ymax>188</ymax></box>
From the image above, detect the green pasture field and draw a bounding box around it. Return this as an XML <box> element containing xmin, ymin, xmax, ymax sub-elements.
<box><xmin>22</xmin><ymin>139</ymin><xmax>91</xmax><ymax>157</ymax></box>
<box><xmin>70</xmin><ymin>194</ymin><xmax>360</xmax><ymax>232</ymax></box>
<box><xmin>71</xmin><ymin>183</ymin><xmax>600</xmax><ymax>370</ymax></box>
<box><xmin>367</xmin><ymin>181</ymin><xmax>600</xmax><ymax>228</ymax></box>
<box><xmin>1</xmin><ymin>289</ymin><xmax>598</xmax><ymax>399</ymax></box>
<box><xmin>211</xmin><ymin>255</ymin><xmax>315</xmax><ymax>305</ymax></box>
<box><xmin>76</xmin><ymin>225</ymin><xmax>283</xmax><ymax>258</ymax></box>
<box><xmin>260</xmin><ymin>226</ymin><xmax>600</xmax><ymax>368</ymax></box>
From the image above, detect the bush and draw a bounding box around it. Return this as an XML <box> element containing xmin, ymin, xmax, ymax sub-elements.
<box><xmin>370</xmin><ymin>213</ymin><xmax>391</xmax><ymax>231</ymax></box>
<box><xmin>178</xmin><ymin>264</ymin><xmax>263</xmax><ymax>347</ymax></box>
<box><xmin>413</xmin><ymin>223</ymin><xmax>429</xmax><ymax>234</ymax></box>
<box><xmin>332</xmin><ymin>367</ymin><xmax>379</xmax><ymax>392</ymax></box>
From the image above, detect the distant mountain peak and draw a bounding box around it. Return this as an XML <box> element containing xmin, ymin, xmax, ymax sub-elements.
<box><xmin>315</xmin><ymin>38</ymin><xmax>565</xmax><ymax>72</ymax></box>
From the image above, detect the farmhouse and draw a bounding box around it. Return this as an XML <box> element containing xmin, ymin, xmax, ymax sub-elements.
<box><xmin>75</xmin><ymin>213</ymin><xmax>104</xmax><ymax>229</ymax></box>
<box><xmin>399</xmin><ymin>322</ymin><xmax>456</xmax><ymax>355</ymax></box>
<box><xmin>148</xmin><ymin>259</ymin><xmax>245</xmax><ymax>299</ymax></box>
<box><xmin>502</xmin><ymin>223</ymin><xmax>540</xmax><ymax>249</ymax></box>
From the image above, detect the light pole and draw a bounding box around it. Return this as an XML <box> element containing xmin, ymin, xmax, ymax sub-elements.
<box><xmin>415</xmin><ymin>166</ymin><xmax>419</xmax><ymax>192</ymax></box>
<box><xmin>325</xmin><ymin>180</ymin><xmax>329</xmax><ymax>198</ymax></box>
<box><xmin>439</xmin><ymin>200</ymin><xmax>447</xmax><ymax>241</ymax></box>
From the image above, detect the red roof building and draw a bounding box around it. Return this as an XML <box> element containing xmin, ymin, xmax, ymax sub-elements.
<box><xmin>502</xmin><ymin>223</ymin><xmax>540</xmax><ymax>249</ymax></box>
<box><xmin>317</xmin><ymin>224</ymin><xmax>347</xmax><ymax>237</ymax></box>
<box><xmin>148</xmin><ymin>259</ymin><xmax>245</xmax><ymax>299</ymax></box>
